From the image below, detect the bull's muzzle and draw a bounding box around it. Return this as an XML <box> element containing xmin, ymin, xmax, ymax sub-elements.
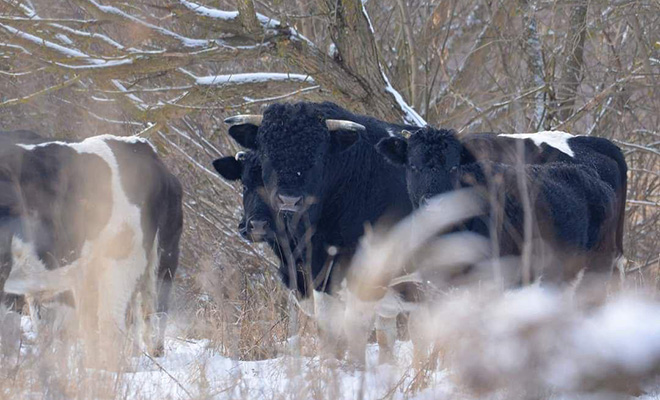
<box><xmin>248</xmin><ymin>219</ymin><xmax>269</xmax><ymax>238</ymax></box>
<box><xmin>277</xmin><ymin>194</ymin><xmax>303</xmax><ymax>213</ymax></box>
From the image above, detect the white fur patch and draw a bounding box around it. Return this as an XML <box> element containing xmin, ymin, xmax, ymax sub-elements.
<box><xmin>498</xmin><ymin>131</ymin><xmax>575</xmax><ymax>157</ymax></box>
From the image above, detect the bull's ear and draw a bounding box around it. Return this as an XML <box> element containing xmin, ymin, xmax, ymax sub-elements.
<box><xmin>376</xmin><ymin>137</ymin><xmax>408</xmax><ymax>165</ymax></box>
<box><xmin>227</xmin><ymin>124</ymin><xmax>258</xmax><ymax>149</ymax></box>
<box><xmin>212</xmin><ymin>157</ymin><xmax>243</xmax><ymax>181</ymax></box>
<box><xmin>330</xmin><ymin>130</ymin><xmax>359</xmax><ymax>153</ymax></box>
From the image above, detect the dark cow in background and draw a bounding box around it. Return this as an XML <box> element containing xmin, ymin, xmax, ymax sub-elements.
<box><xmin>0</xmin><ymin>130</ymin><xmax>183</xmax><ymax>358</ymax></box>
<box><xmin>377</xmin><ymin>126</ymin><xmax>626</xmax><ymax>280</ymax></box>
<box><xmin>212</xmin><ymin>151</ymin><xmax>336</xmax><ymax>301</ymax></box>
<box><xmin>221</xmin><ymin>101</ymin><xmax>418</xmax><ymax>360</ymax></box>
<box><xmin>364</xmin><ymin>127</ymin><xmax>626</xmax><ymax>366</ymax></box>
<box><xmin>464</xmin><ymin>130</ymin><xmax>627</xmax><ymax>264</ymax></box>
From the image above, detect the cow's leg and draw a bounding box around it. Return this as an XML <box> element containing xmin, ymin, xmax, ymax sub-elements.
<box><xmin>343</xmin><ymin>290</ymin><xmax>376</xmax><ymax>366</ymax></box>
<box><xmin>374</xmin><ymin>288</ymin><xmax>406</xmax><ymax>364</ymax></box>
<box><xmin>375</xmin><ymin>315</ymin><xmax>397</xmax><ymax>364</ymax></box>
<box><xmin>153</xmin><ymin>267</ymin><xmax>173</xmax><ymax>358</ymax></box>
<box><xmin>0</xmin><ymin>305</ymin><xmax>21</xmax><ymax>360</ymax></box>
<box><xmin>140</xmin><ymin>240</ymin><xmax>158</xmax><ymax>356</ymax></box>
<box><xmin>408</xmin><ymin>305</ymin><xmax>432</xmax><ymax>369</ymax></box>
<box><xmin>313</xmin><ymin>290</ymin><xmax>344</xmax><ymax>359</ymax></box>
<box><xmin>153</xmin><ymin>221</ymin><xmax>181</xmax><ymax>358</ymax></box>
<box><xmin>26</xmin><ymin>295</ymin><xmax>41</xmax><ymax>334</ymax></box>
<box><xmin>96</xmin><ymin>252</ymin><xmax>148</xmax><ymax>365</ymax></box>
<box><xmin>407</xmin><ymin>304</ymin><xmax>438</xmax><ymax>392</ymax></box>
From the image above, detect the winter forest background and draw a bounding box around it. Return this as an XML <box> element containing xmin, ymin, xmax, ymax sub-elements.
<box><xmin>1</xmin><ymin>0</ymin><xmax>659</xmax><ymax>398</ymax></box>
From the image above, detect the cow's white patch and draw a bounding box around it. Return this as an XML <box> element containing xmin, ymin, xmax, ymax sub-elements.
<box><xmin>498</xmin><ymin>131</ymin><xmax>575</xmax><ymax>157</ymax></box>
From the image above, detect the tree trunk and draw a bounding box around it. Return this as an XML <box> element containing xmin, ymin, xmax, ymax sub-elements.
<box><xmin>556</xmin><ymin>1</ymin><xmax>588</xmax><ymax>122</ymax></box>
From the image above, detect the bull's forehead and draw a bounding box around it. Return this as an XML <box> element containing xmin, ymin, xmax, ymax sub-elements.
<box><xmin>409</xmin><ymin>128</ymin><xmax>461</xmax><ymax>169</ymax></box>
<box><xmin>258</xmin><ymin>106</ymin><xmax>328</xmax><ymax>175</ymax></box>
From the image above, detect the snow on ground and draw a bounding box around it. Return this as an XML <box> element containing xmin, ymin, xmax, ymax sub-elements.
<box><xmin>13</xmin><ymin>315</ymin><xmax>452</xmax><ymax>399</ymax></box>
<box><xmin>9</xmin><ymin>288</ymin><xmax>660</xmax><ymax>399</ymax></box>
<box><xmin>122</xmin><ymin>337</ymin><xmax>453</xmax><ymax>399</ymax></box>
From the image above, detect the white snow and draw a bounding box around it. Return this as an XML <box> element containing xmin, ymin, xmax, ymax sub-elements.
<box><xmin>178</xmin><ymin>0</ymin><xmax>314</xmax><ymax>47</ymax></box>
<box><xmin>51</xmin><ymin>23</ymin><xmax>126</xmax><ymax>51</ymax></box>
<box><xmin>328</xmin><ymin>43</ymin><xmax>338</xmax><ymax>58</ymax></box>
<box><xmin>8</xmin><ymin>286</ymin><xmax>660</xmax><ymax>399</ymax></box>
<box><xmin>179</xmin><ymin>0</ymin><xmax>241</xmax><ymax>21</ymax></box>
<box><xmin>179</xmin><ymin>0</ymin><xmax>279</xmax><ymax>30</ymax></box>
<box><xmin>498</xmin><ymin>131</ymin><xmax>576</xmax><ymax>157</ymax></box>
<box><xmin>111</xmin><ymin>79</ymin><xmax>147</xmax><ymax>110</ymax></box>
<box><xmin>54</xmin><ymin>33</ymin><xmax>74</xmax><ymax>45</ymax></box>
<box><xmin>194</xmin><ymin>72</ymin><xmax>315</xmax><ymax>86</ymax></box>
<box><xmin>0</xmin><ymin>23</ymin><xmax>97</xmax><ymax>61</ymax></box>
<box><xmin>0</xmin><ymin>24</ymin><xmax>134</xmax><ymax>69</ymax></box>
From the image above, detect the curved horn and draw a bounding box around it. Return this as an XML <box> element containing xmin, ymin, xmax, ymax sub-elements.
<box><xmin>326</xmin><ymin>119</ymin><xmax>366</xmax><ymax>132</ymax></box>
<box><xmin>235</xmin><ymin>151</ymin><xmax>247</xmax><ymax>161</ymax></box>
<box><xmin>224</xmin><ymin>115</ymin><xmax>263</xmax><ymax>126</ymax></box>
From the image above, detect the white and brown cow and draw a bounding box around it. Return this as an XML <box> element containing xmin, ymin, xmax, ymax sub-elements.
<box><xmin>0</xmin><ymin>131</ymin><xmax>182</xmax><ymax>358</ymax></box>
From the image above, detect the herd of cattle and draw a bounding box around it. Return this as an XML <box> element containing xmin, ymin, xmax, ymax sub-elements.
<box><xmin>0</xmin><ymin>101</ymin><xmax>627</xmax><ymax>362</ymax></box>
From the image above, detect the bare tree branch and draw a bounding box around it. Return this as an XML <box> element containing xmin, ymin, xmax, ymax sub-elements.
<box><xmin>321</xmin><ymin>0</ymin><xmax>425</xmax><ymax>124</ymax></box>
<box><xmin>395</xmin><ymin>0</ymin><xmax>417</xmax><ymax>107</ymax></box>
<box><xmin>430</xmin><ymin>0</ymin><xmax>514</xmax><ymax>124</ymax></box>
<box><xmin>555</xmin><ymin>0</ymin><xmax>588</xmax><ymax>122</ymax></box>
<box><xmin>236</xmin><ymin>0</ymin><xmax>262</xmax><ymax>35</ymax></box>
<box><xmin>0</xmin><ymin>75</ymin><xmax>81</xmax><ymax>107</ymax></box>
<box><xmin>520</xmin><ymin>0</ymin><xmax>546</xmax><ymax>129</ymax></box>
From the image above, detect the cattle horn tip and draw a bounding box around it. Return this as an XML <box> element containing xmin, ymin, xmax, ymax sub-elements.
<box><xmin>224</xmin><ymin>115</ymin><xmax>263</xmax><ymax>126</ymax></box>
<box><xmin>326</xmin><ymin>119</ymin><xmax>366</xmax><ymax>132</ymax></box>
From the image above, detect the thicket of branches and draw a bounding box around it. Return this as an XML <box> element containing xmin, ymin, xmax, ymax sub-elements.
<box><xmin>1</xmin><ymin>0</ymin><xmax>659</xmax><ymax>359</ymax></box>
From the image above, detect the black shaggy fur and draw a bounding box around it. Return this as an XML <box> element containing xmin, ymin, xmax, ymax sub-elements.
<box><xmin>463</xmin><ymin>132</ymin><xmax>627</xmax><ymax>258</ymax></box>
<box><xmin>225</xmin><ymin>101</ymin><xmax>417</xmax><ymax>296</ymax></box>
<box><xmin>378</xmin><ymin>127</ymin><xmax>628</xmax><ymax>262</ymax></box>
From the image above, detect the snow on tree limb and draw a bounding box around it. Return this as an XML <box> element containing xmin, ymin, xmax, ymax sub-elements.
<box><xmin>70</xmin><ymin>0</ymin><xmax>212</xmax><ymax>48</ymax></box>
<box><xmin>178</xmin><ymin>0</ymin><xmax>314</xmax><ymax>46</ymax></box>
<box><xmin>192</xmin><ymin>72</ymin><xmax>315</xmax><ymax>86</ymax></box>
<box><xmin>0</xmin><ymin>23</ymin><xmax>105</xmax><ymax>63</ymax></box>
<box><xmin>360</xmin><ymin>2</ymin><xmax>425</xmax><ymax>126</ymax></box>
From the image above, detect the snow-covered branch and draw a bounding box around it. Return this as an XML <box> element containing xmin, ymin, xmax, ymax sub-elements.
<box><xmin>191</xmin><ymin>72</ymin><xmax>314</xmax><ymax>86</ymax></box>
